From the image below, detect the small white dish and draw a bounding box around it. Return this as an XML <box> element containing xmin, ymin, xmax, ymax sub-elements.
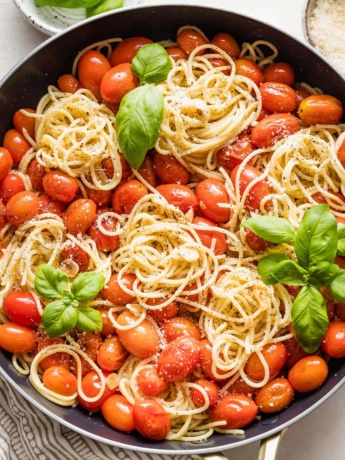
<box><xmin>13</xmin><ymin>0</ymin><xmax>142</xmax><ymax>36</ymax></box>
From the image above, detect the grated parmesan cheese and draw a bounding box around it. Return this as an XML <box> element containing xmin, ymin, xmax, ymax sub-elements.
<box><xmin>308</xmin><ymin>0</ymin><xmax>345</xmax><ymax>75</ymax></box>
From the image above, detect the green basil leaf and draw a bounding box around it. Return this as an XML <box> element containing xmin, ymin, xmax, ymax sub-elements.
<box><xmin>35</xmin><ymin>264</ymin><xmax>68</xmax><ymax>300</ymax></box>
<box><xmin>291</xmin><ymin>285</ymin><xmax>329</xmax><ymax>353</ymax></box>
<box><xmin>76</xmin><ymin>306</ymin><xmax>103</xmax><ymax>333</ymax></box>
<box><xmin>35</xmin><ymin>0</ymin><xmax>101</xmax><ymax>7</ymax></box>
<box><xmin>294</xmin><ymin>204</ymin><xmax>338</xmax><ymax>269</ymax></box>
<box><xmin>257</xmin><ymin>254</ymin><xmax>290</xmax><ymax>285</ymax></box>
<box><xmin>86</xmin><ymin>0</ymin><xmax>124</xmax><ymax>18</ymax></box>
<box><xmin>71</xmin><ymin>272</ymin><xmax>106</xmax><ymax>302</ymax></box>
<box><xmin>42</xmin><ymin>300</ymin><xmax>78</xmax><ymax>338</ymax></box>
<box><xmin>337</xmin><ymin>224</ymin><xmax>345</xmax><ymax>256</ymax></box>
<box><xmin>329</xmin><ymin>269</ymin><xmax>345</xmax><ymax>301</ymax></box>
<box><xmin>115</xmin><ymin>85</ymin><xmax>164</xmax><ymax>169</ymax></box>
<box><xmin>241</xmin><ymin>216</ymin><xmax>295</xmax><ymax>244</ymax></box>
<box><xmin>270</xmin><ymin>260</ymin><xmax>309</xmax><ymax>285</ymax></box>
<box><xmin>131</xmin><ymin>43</ymin><xmax>172</xmax><ymax>84</ymax></box>
<box><xmin>308</xmin><ymin>262</ymin><xmax>340</xmax><ymax>287</ymax></box>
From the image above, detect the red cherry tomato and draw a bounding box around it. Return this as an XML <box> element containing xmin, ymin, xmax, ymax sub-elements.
<box><xmin>321</xmin><ymin>321</ymin><xmax>345</xmax><ymax>358</ymax></box>
<box><xmin>244</xmin><ymin>342</ymin><xmax>288</xmax><ymax>381</ymax></box>
<box><xmin>177</xmin><ymin>28</ymin><xmax>208</xmax><ymax>56</ymax></box>
<box><xmin>153</xmin><ymin>151</ymin><xmax>190</xmax><ymax>185</ymax></box>
<box><xmin>42</xmin><ymin>366</ymin><xmax>78</xmax><ymax>396</ymax></box>
<box><xmin>211</xmin><ymin>33</ymin><xmax>240</xmax><ymax>59</ymax></box>
<box><xmin>0</xmin><ymin>322</ymin><xmax>36</xmax><ymax>353</ymax></box>
<box><xmin>132</xmin><ymin>399</ymin><xmax>171</xmax><ymax>441</ymax></box>
<box><xmin>112</xmin><ymin>179</ymin><xmax>148</xmax><ymax>214</ymax></box>
<box><xmin>109</xmin><ymin>36</ymin><xmax>153</xmax><ymax>66</ymax></box>
<box><xmin>217</xmin><ymin>133</ymin><xmax>256</xmax><ymax>171</ymax></box>
<box><xmin>228</xmin><ymin>377</ymin><xmax>258</xmax><ymax>399</ymax></box>
<box><xmin>6</xmin><ymin>191</ymin><xmax>40</xmax><ymax>226</ymax></box>
<box><xmin>69</xmin><ymin>332</ymin><xmax>102</xmax><ymax>376</ymax></box>
<box><xmin>191</xmin><ymin>378</ymin><xmax>219</xmax><ymax>407</ymax></box>
<box><xmin>101</xmin><ymin>394</ymin><xmax>135</xmax><ymax>431</ymax></box>
<box><xmin>101</xmin><ymin>273</ymin><xmax>136</xmax><ymax>304</ymax></box>
<box><xmin>156</xmin><ymin>184</ymin><xmax>198</xmax><ymax>214</ymax></box>
<box><xmin>251</xmin><ymin>113</ymin><xmax>300</xmax><ymax>148</ymax></box>
<box><xmin>42</xmin><ymin>170</ymin><xmax>79</xmax><ymax>203</ymax></box>
<box><xmin>100</xmin><ymin>63</ymin><xmax>139</xmax><ymax>104</ymax></box>
<box><xmin>3</xmin><ymin>128</ymin><xmax>31</xmax><ymax>164</ymax></box>
<box><xmin>147</xmin><ymin>298</ymin><xmax>179</xmax><ymax>326</ymax></box>
<box><xmin>102</xmin><ymin>152</ymin><xmax>132</xmax><ymax>181</ymax></box>
<box><xmin>3</xmin><ymin>291</ymin><xmax>41</xmax><ymax>327</ymax></box>
<box><xmin>38</xmin><ymin>193</ymin><xmax>66</xmax><ymax>217</ymax></box>
<box><xmin>13</xmin><ymin>108</ymin><xmax>36</xmax><ymax>139</ymax></box>
<box><xmin>60</xmin><ymin>242</ymin><xmax>90</xmax><ymax>272</ymax></box>
<box><xmin>166</xmin><ymin>47</ymin><xmax>188</xmax><ymax>62</ymax></box>
<box><xmin>209</xmin><ymin>58</ymin><xmax>231</xmax><ymax>76</ymax></box>
<box><xmin>0</xmin><ymin>201</ymin><xmax>7</xmax><ymax>230</ymax></box>
<box><xmin>0</xmin><ymin>173</ymin><xmax>25</xmax><ymax>204</ymax></box>
<box><xmin>195</xmin><ymin>178</ymin><xmax>231</xmax><ymax>223</ymax></box>
<box><xmin>0</xmin><ymin>147</ymin><xmax>14</xmax><ymax>181</ymax></box>
<box><xmin>235</xmin><ymin>59</ymin><xmax>264</xmax><ymax>87</ymax></box>
<box><xmin>255</xmin><ymin>377</ymin><xmax>294</xmax><ymax>413</ymax></box>
<box><xmin>231</xmin><ymin>164</ymin><xmax>271</xmax><ymax>210</ymax></box>
<box><xmin>209</xmin><ymin>394</ymin><xmax>258</xmax><ymax>429</ymax></box>
<box><xmin>137</xmin><ymin>367</ymin><xmax>169</xmax><ymax>396</ymax></box>
<box><xmin>298</xmin><ymin>94</ymin><xmax>343</xmax><ymax>125</ymax></box>
<box><xmin>57</xmin><ymin>74</ymin><xmax>81</xmax><ymax>94</ymax></box>
<box><xmin>199</xmin><ymin>339</ymin><xmax>227</xmax><ymax>381</ymax></box>
<box><xmin>98</xmin><ymin>308</ymin><xmax>118</xmax><ymax>337</ymax></box>
<box><xmin>88</xmin><ymin>211</ymin><xmax>120</xmax><ymax>252</ymax></box>
<box><xmin>28</xmin><ymin>159</ymin><xmax>46</xmax><ymax>192</ymax></box>
<box><xmin>162</xmin><ymin>316</ymin><xmax>201</xmax><ymax>342</ymax></box>
<box><xmin>193</xmin><ymin>216</ymin><xmax>227</xmax><ymax>255</ymax></box>
<box><xmin>259</xmin><ymin>82</ymin><xmax>297</xmax><ymax>113</ymax></box>
<box><xmin>84</xmin><ymin>185</ymin><xmax>112</xmax><ymax>207</ymax></box>
<box><xmin>244</xmin><ymin>227</ymin><xmax>268</xmax><ymax>252</ymax></box>
<box><xmin>137</xmin><ymin>155</ymin><xmax>158</xmax><ymax>188</ymax></box>
<box><xmin>283</xmin><ymin>336</ymin><xmax>309</xmax><ymax>369</ymax></box>
<box><xmin>77</xmin><ymin>50</ymin><xmax>111</xmax><ymax>100</ymax></box>
<box><xmin>97</xmin><ymin>336</ymin><xmax>128</xmax><ymax>372</ymax></box>
<box><xmin>288</xmin><ymin>355</ymin><xmax>328</xmax><ymax>392</ymax></box>
<box><xmin>36</xmin><ymin>333</ymin><xmax>70</xmax><ymax>371</ymax></box>
<box><xmin>63</xmin><ymin>198</ymin><xmax>97</xmax><ymax>235</ymax></box>
<box><xmin>263</xmin><ymin>62</ymin><xmax>295</xmax><ymax>86</ymax></box>
<box><xmin>78</xmin><ymin>370</ymin><xmax>116</xmax><ymax>412</ymax></box>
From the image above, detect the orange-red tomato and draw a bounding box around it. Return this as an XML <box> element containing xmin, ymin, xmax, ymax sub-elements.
<box><xmin>0</xmin><ymin>173</ymin><xmax>25</xmax><ymax>204</ymax></box>
<box><xmin>112</xmin><ymin>179</ymin><xmax>148</xmax><ymax>214</ymax></box>
<box><xmin>235</xmin><ymin>58</ymin><xmax>264</xmax><ymax>87</ymax></box>
<box><xmin>211</xmin><ymin>33</ymin><xmax>240</xmax><ymax>59</ymax></box>
<box><xmin>98</xmin><ymin>308</ymin><xmax>118</xmax><ymax>337</ymax></box>
<box><xmin>176</xmin><ymin>28</ymin><xmax>208</xmax><ymax>56</ymax></box>
<box><xmin>102</xmin><ymin>273</ymin><xmax>136</xmax><ymax>304</ymax></box>
<box><xmin>3</xmin><ymin>291</ymin><xmax>41</xmax><ymax>327</ymax></box>
<box><xmin>209</xmin><ymin>58</ymin><xmax>231</xmax><ymax>76</ymax></box>
<box><xmin>3</xmin><ymin>128</ymin><xmax>31</xmax><ymax>164</ymax></box>
<box><xmin>42</xmin><ymin>366</ymin><xmax>78</xmax><ymax>396</ymax></box>
<box><xmin>109</xmin><ymin>36</ymin><xmax>153</xmax><ymax>66</ymax></box>
<box><xmin>228</xmin><ymin>377</ymin><xmax>258</xmax><ymax>399</ymax></box>
<box><xmin>63</xmin><ymin>198</ymin><xmax>97</xmax><ymax>235</ymax></box>
<box><xmin>27</xmin><ymin>159</ymin><xmax>46</xmax><ymax>192</ymax></box>
<box><xmin>230</xmin><ymin>164</ymin><xmax>271</xmax><ymax>210</ymax></box>
<box><xmin>147</xmin><ymin>298</ymin><xmax>179</xmax><ymax>326</ymax></box>
<box><xmin>199</xmin><ymin>339</ymin><xmax>227</xmax><ymax>381</ymax></box>
<box><xmin>132</xmin><ymin>399</ymin><xmax>171</xmax><ymax>441</ymax></box>
<box><xmin>251</xmin><ymin>113</ymin><xmax>299</xmax><ymax>148</ymax></box>
<box><xmin>312</xmin><ymin>191</ymin><xmax>345</xmax><ymax>209</ymax></box>
<box><xmin>156</xmin><ymin>184</ymin><xmax>198</xmax><ymax>214</ymax></box>
<box><xmin>162</xmin><ymin>317</ymin><xmax>201</xmax><ymax>342</ymax></box>
<box><xmin>84</xmin><ymin>185</ymin><xmax>112</xmax><ymax>207</ymax></box>
<box><xmin>6</xmin><ymin>191</ymin><xmax>40</xmax><ymax>226</ymax></box>
<box><xmin>294</xmin><ymin>84</ymin><xmax>312</xmax><ymax>110</ymax></box>
<box><xmin>137</xmin><ymin>155</ymin><xmax>158</xmax><ymax>188</ymax></box>
<box><xmin>263</xmin><ymin>62</ymin><xmax>295</xmax><ymax>86</ymax></box>
<box><xmin>116</xmin><ymin>311</ymin><xmax>160</xmax><ymax>359</ymax></box>
<box><xmin>78</xmin><ymin>369</ymin><xmax>116</xmax><ymax>412</ymax></box>
<box><xmin>153</xmin><ymin>151</ymin><xmax>190</xmax><ymax>185</ymax></box>
<box><xmin>13</xmin><ymin>108</ymin><xmax>36</xmax><ymax>139</ymax></box>
<box><xmin>0</xmin><ymin>147</ymin><xmax>13</xmax><ymax>182</ymax></box>
<box><xmin>36</xmin><ymin>333</ymin><xmax>70</xmax><ymax>371</ymax></box>
<box><xmin>0</xmin><ymin>322</ymin><xmax>36</xmax><ymax>353</ymax></box>
<box><xmin>193</xmin><ymin>216</ymin><xmax>227</xmax><ymax>255</ymax></box>
<box><xmin>244</xmin><ymin>342</ymin><xmax>288</xmax><ymax>381</ymax></box>
<box><xmin>42</xmin><ymin>170</ymin><xmax>79</xmax><ymax>203</ymax></box>
<box><xmin>255</xmin><ymin>378</ymin><xmax>294</xmax><ymax>413</ymax></box>
<box><xmin>298</xmin><ymin>94</ymin><xmax>343</xmax><ymax>125</ymax></box>
<box><xmin>77</xmin><ymin>50</ymin><xmax>111</xmax><ymax>100</ymax></box>
<box><xmin>191</xmin><ymin>378</ymin><xmax>219</xmax><ymax>407</ymax></box>
<box><xmin>100</xmin><ymin>63</ymin><xmax>139</xmax><ymax>104</ymax></box>
<box><xmin>283</xmin><ymin>336</ymin><xmax>309</xmax><ymax>369</ymax></box>
<box><xmin>209</xmin><ymin>394</ymin><xmax>258</xmax><ymax>429</ymax></box>
<box><xmin>101</xmin><ymin>394</ymin><xmax>135</xmax><ymax>431</ymax></box>
<box><xmin>288</xmin><ymin>355</ymin><xmax>328</xmax><ymax>392</ymax></box>
<box><xmin>195</xmin><ymin>178</ymin><xmax>231</xmax><ymax>223</ymax></box>
<box><xmin>244</xmin><ymin>227</ymin><xmax>268</xmax><ymax>252</ymax></box>
<box><xmin>97</xmin><ymin>336</ymin><xmax>128</xmax><ymax>372</ymax></box>
<box><xmin>88</xmin><ymin>211</ymin><xmax>120</xmax><ymax>252</ymax></box>
<box><xmin>69</xmin><ymin>332</ymin><xmax>102</xmax><ymax>376</ymax></box>
<box><xmin>102</xmin><ymin>152</ymin><xmax>132</xmax><ymax>181</ymax></box>
<box><xmin>166</xmin><ymin>47</ymin><xmax>188</xmax><ymax>61</ymax></box>
<box><xmin>217</xmin><ymin>133</ymin><xmax>256</xmax><ymax>171</ymax></box>
<box><xmin>259</xmin><ymin>82</ymin><xmax>297</xmax><ymax>113</ymax></box>
<box><xmin>0</xmin><ymin>201</ymin><xmax>7</xmax><ymax>230</ymax></box>
<box><xmin>60</xmin><ymin>243</ymin><xmax>90</xmax><ymax>272</ymax></box>
<box><xmin>38</xmin><ymin>193</ymin><xmax>66</xmax><ymax>217</ymax></box>
<box><xmin>137</xmin><ymin>367</ymin><xmax>169</xmax><ymax>396</ymax></box>
<box><xmin>57</xmin><ymin>74</ymin><xmax>81</xmax><ymax>94</ymax></box>
<box><xmin>158</xmin><ymin>335</ymin><xmax>200</xmax><ymax>382</ymax></box>
<box><xmin>321</xmin><ymin>321</ymin><xmax>345</xmax><ymax>358</ymax></box>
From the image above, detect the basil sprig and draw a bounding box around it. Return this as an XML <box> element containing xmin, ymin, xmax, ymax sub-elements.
<box><xmin>242</xmin><ymin>204</ymin><xmax>345</xmax><ymax>353</ymax></box>
<box><xmin>115</xmin><ymin>43</ymin><xmax>171</xmax><ymax>169</ymax></box>
<box><xmin>35</xmin><ymin>264</ymin><xmax>105</xmax><ymax>338</ymax></box>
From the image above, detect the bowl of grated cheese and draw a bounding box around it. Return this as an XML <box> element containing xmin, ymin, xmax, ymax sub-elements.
<box><xmin>303</xmin><ymin>0</ymin><xmax>345</xmax><ymax>75</ymax></box>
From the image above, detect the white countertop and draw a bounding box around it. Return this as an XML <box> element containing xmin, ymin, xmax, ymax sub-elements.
<box><xmin>1</xmin><ymin>1</ymin><xmax>345</xmax><ymax>459</ymax></box>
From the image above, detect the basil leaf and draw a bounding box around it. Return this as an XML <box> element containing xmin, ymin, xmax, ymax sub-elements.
<box><xmin>337</xmin><ymin>224</ymin><xmax>345</xmax><ymax>256</ymax></box>
<box><xmin>294</xmin><ymin>204</ymin><xmax>338</xmax><ymax>269</ymax></box>
<box><xmin>291</xmin><ymin>285</ymin><xmax>329</xmax><ymax>353</ymax></box>
<box><xmin>116</xmin><ymin>85</ymin><xmax>164</xmax><ymax>169</ymax></box>
<box><xmin>131</xmin><ymin>43</ymin><xmax>172</xmax><ymax>84</ymax></box>
<box><xmin>257</xmin><ymin>254</ymin><xmax>290</xmax><ymax>285</ymax></box>
<box><xmin>309</xmin><ymin>262</ymin><xmax>340</xmax><ymax>287</ymax></box>
<box><xmin>42</xmin><ymin>300</ymin><xmax>78</xmax><ymax>338</ymax></box>
<box><xmin>71</xmin><ymin>272</ymin><xmax>106</xmax><ymax>302</ymax></box>
<box><xmin>76</xmin><ymin>306</ymin><xmax>103</xmax><ymax>333</ymax></box>
<box><xmin>270</xmin><ymin>260</ymin><xmax>309</xmax><ymax>285</ymax></box>
<box><xmin>35</xmin><ymin>264</ymin><xmax>68</xmax><ymax>300</ymax></box>
<box><xmin>241</xmin><ymin>216</ymin><xmax>295</xmax><ymax>244</ymax></box>
<box><xmin>86</xmin><ymin>0</ymin><xmax>124</xmax><ymax>18</ymax></box>
<box><xmin>35</xmin><ymin>0</ymin><xmax>101</xmax><ymax>7</ymax></box>
<box><xmin>329</xmin><ymin>269</ymin><xmax>345</xmax><ymax>301</ymax></box>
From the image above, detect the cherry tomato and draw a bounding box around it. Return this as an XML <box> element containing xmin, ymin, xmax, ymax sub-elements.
<box><xmin>42</xmin><ymin>366</ymin><xmax>77</xmax><ymax>396</ymax></box>
<box><xmin>321</xmin><ymin>321</ymin><xmax>345</xmax><ymax>358</ymax></box>
<box><xmin>298</xmin><ymin>94</ymin><xmax>343</xmax><ymax>125</ymax></box>
<box><xmin>209</xmin><ymin>394</ymin><xmax>257</xmax><ymax>429</ymax></box>
<box><xmin>195</xmin><ymin>178</ymin><xmax>231</xmax><ymax>223</ymax></box>
<box><xmin>88</xmin><ymin>211</ymin><xmax>120</xmax><ymax>252</ymax></box>
<box><xmin>209</xmin><ymin>58</ymin><xmax>231</xmax><ymax>76</ymax></box>
<box><xmin>235</xmin><ymin>59</ymin><xmax>264</xmax><ymax>87</ymax></box>
<box><xmin>3</xmin><ymin>128</ymin><xmax>31</xmax><ymax>164</ymax></box>
<box><xmin>177</xmin><ymin>28</ymin><xmax>208</xmax><ymax>56</ymax></box>
<box><xmin>228</xmin><ymin>377</ymin><xmax>258</xmax><ymax>398</ymax></box>
<box><xmin>166</xmin><ymin>47</ymin><xmax>188</xmax><ymax>61</ymax></box>
<box><xmin>132</xmin><ymin>399</ymin><xmax>171</xmax><ymax>441</ymax></box>
<box><xmin>6</xmin><ymin>191</ymin><xmax>40</xmax><ymax>226</ymax></box>
<box><xmin>98</xmin><ymin>308</ymin><xmax>118</xmax><ymax>337</ymax></box>
<box><xmin>13</xmin><ymin>108</ymin><xmax>36</xmax><ymax>139</ymax></box>
<box><xmin>101</xmin><ymin>394</ymin><xmax>135</xmax><ymax>431</ymax></box>
<box><xmin>27</xmin><ymin>159</ymin><xmax>46</xmax><ymax>192</ymax></box>
<box><xmin>0</xmin><ymin>173</ymin><xmax>25</xmax><ymax>204</ymax></box>
<box><xmin>337</xmin><ymin>138</ymin><xmax>345</xmax><ymax>168</ymax></box>
<box><xmin>193</xmin><ymin>216</ymin><xmax>227</xmax><ymax>255</ymax></box>
<box><xmin>97</xmin><ymin>336</ymin><xmax>128</xmax><ymax>372</ymax></box>
<box><xmin>335</xmin><ymin>301</ymin><xmax>345</xmax><ymax>322</ymax></box>
<box><xmin>137</xmin><ymin>155</ymin><xmax>158</xmax><ymax>188</ymax></box>
<box><xmin>211</xmin><ymin>33</ymin><xmax>240</xmax><ymax>59</ymax></box>
<box><xmin>282</xmin><ymin>336</ymin><xmax>309</xmax><ymax>369</ymax></box>
<box><xmin>244</xmin><ymin>227</ymin><xmax>268</xmax><ymax>251</ymax></box>
<box><xmin>251</xmin><ymin>113</ymin><xmax>299</xmax><ymax>148</ymax></box>
<box><xmin>259</xmin><ymin>82</ymin><xmax>297</xmax><ymax>113</ymax></box>
<box><xmin>137</xmin><ymin>367</ymin><xmax>169</xmax><ymax>396</ymax></box>
<box><xmin>0</xmin><ymin>322</ymin><xmax>36</xmax><ymax>353</ymax></box>
<box><xmin>112</xmin><ymin>179</ymin><xmax>148</xmax><ymax>214</ymax></box>
<box><xmin>102</xmin><ymin>152</ymin><xmax>132</xmax><ymax>181</ymax></box>
<box><xmin>116</xmin><ymin>311</ymin><xmax>160</xmax><ymax>359</ymax></box>
<box><xmin>312</xmin><ymin>191</ymin><xmax>345</xmax><ymax>209</ymax></box>
<box><xmin>69</xmin><ymin>332</ymin><xmax>102</xmax><ymax>376</ymax></box>
<box><xmin>162</xmin><ymin>317</ymin><xmax>201</xmax><ymax>342</ymax></box>
<box><xmin>0</xmin><ymin>201</ymin><xmax>7</xmax><ymax>230</ymax></box>
<box><xmin>57</xmin><ymin>74</ymin><xmax>81</xmax><ymax>93</ymax></box>
<box><xmin>42</xmin><ymin>171</ymin><xmax>79</xmax><ymax>203</ymax></box>
<box><xmin>78</xmin><ymin>369</ymin><xmax>116</xmax><ymax>412</ymax></box>
<box><xmin>38</xmin><ymin>193</ymin><xmax>66</xmax><ymax>216</ymax></box>
<box><xmin>0</xmin><ymin>147</ymin><xmax>13</xmax><ymax>181</ymax></box>
<box><xmin>255</xmin><ymin>377</ymin><xmax>294</xmax><ymax>413</ymax></box>
<box><xmin>77</xmin><ymin>50</ymin><xmax>111</xmax><ymax>100</ymax></box>
<box><xmin>158</xmin><ymin>335</ymin><xmax>200</xmax><ymax>382</ymax></box>
<box><xmin>147</xmin><ymin>298</ymin><xmax>179</xmax><ymax>326</ymax></box>
<box><xmin>100</xmin><ymin>63</ymin><xmax>139</xmax><ymax>104</ymax></box>
<box><xmin>109</xmin><ymin>36</ymin><xmax>153</xmax><ymax>66</ymax></box>
<box><xmin>216</xmin><ymin>133</ymin><xmax>256</xmax><ymax>171</ymax></box>
<box><xmin>153</xmin><ymin>151</ymin><xmax>190</xmax><ymax>185</ymax></box>
<box><xmin>3</xmin><ymin>291</ymin><xmax>41</xmax><ymax>327</ymax></box>
<box><xmin>263</xmin><ymin>62</ymin><xmax>295</xmax><ymax>86</ymax></box>
<box><xmin>101</xmin><ymin>273</ymin><xmax>136</xmax><ymax>304</ymax></box>
<box><xmin>199</xmin><ymin>339</ymin><xmax>227</xmax><ymax>381</ymax></box>
<box><xmin>60</xmin><ymin>243</ymin><xmax>90</xmax><ymax>272</ymax></box>
<box><xmin>191</xmin><ymin>378</ymin><xmax>219</xmax><ymax>407</ymax></box>
<box><xmin>230</xmin><ymin>164</ymin><xmax>271</xmax><ymax>210</ymax></box>
<box><xmin>36</xmin><ymin>333</ymin><xmax>70</xmax><ymax>371</ymax></box>
<box><xmin>156</xmin><ymin>184</ymin><xmax>198</xmax><ymax>214</ymax></box>
<box><xmin>63</xmin><ymin>198</ymin><xmax>97</xmax><ymax>235</ymax></box>
<box><xmin>84</xmin><ymin>185</ymin><xmax>112</xmax><ymax>207</ymax></box>
<box><xmin>294</xmin><ymin>84</ymin><xmax>312</xmax><ymax>110</ymax></box>
<box><xmin>288</xmin><ymin>355</ymin><xmax>328</xmax><ymax>392</ymax></box>
<box><xmin>244</xmin><ymin>342</ymin><xmax>288</xmax><ymax>381</ymax></box>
